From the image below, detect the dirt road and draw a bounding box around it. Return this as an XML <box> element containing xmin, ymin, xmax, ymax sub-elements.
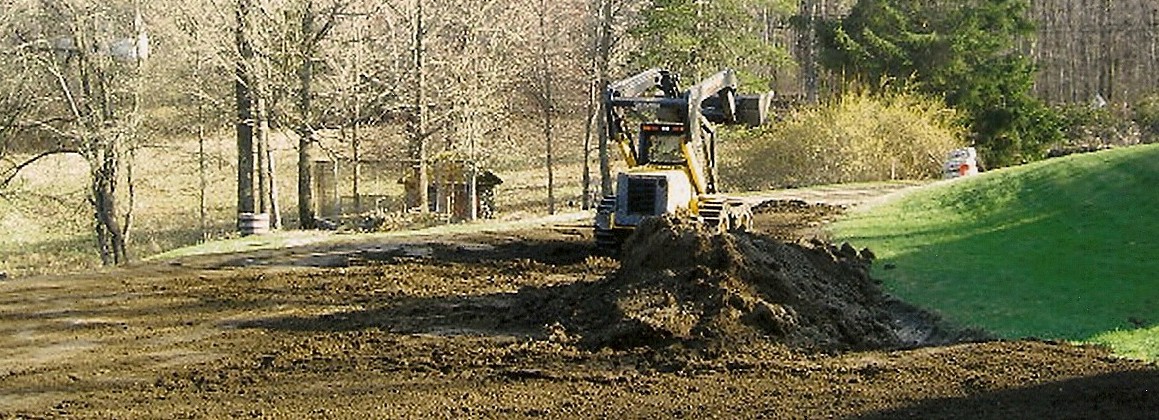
<box><xmin>1</xmin><ymin>185</ymin><xmax>1155</xmax><ymax>418</ymax></box>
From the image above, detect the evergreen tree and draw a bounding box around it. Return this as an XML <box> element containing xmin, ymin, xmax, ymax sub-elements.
<box><xmin>819</xmin><ymin>0</ymin><xmax>1063</xmax><ymax>167</ymax></box>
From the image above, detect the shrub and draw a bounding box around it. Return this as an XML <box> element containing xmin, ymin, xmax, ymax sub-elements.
<box><xmin>1134</xmin><ymin>93</ymin><xmax>1159</xmax><ymax>143</ymax></box>
<box><xmin>1054</xmin><ymin>104</ymin><xmax>1141</xmax><ymax>148</ymax></box>
<box><xmin>817</xmin><ymin>0</ymin><xmax>1052</xmax><ymax>169</ymax></box>
<box><xmin>720</xmin><ymin>91</ymin><xmax>966</xmax><ymax>190</ymax></box>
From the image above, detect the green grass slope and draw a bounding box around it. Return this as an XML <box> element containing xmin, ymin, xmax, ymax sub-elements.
<box><xmin>831</xmin><ymin>144</ymin><xmax>1159</xmax><ymax>360</ymax></box>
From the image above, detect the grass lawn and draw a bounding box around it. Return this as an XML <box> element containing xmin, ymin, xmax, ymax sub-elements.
<box><xmin>830</xmin><ymin>144</ymin><xmax>1159</xmax><ymax>361</ymax></box>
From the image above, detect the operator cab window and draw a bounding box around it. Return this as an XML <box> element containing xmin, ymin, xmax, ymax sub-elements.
<box><xmin>639</xmin><ymin>124</ymin><xmax>686</xmax><ymax>165</ymax></box>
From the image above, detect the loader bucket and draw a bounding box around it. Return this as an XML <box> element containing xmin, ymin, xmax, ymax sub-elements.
<box><xmin>737</xmin><ymin>92</ymin><xmax>774</xmax><ymax>127</ymax></box>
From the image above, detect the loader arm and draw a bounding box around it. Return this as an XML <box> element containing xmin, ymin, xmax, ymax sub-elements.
<box><xmin>608</xmin><ymin>68</ymin><xmax>666</xmax><ymax>99</ymax></box>
<box><xmin>682</xmin><ymin>70</ymin><xmax>738</xmax><ymax>195</ymax></box>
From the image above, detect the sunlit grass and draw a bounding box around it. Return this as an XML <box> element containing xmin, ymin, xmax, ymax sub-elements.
<box><xmin>1089</xmin><ymin>325</ymin><xmax>1159</xmax><ymax>361</ymax></box>
<box><xmin>831</xmin><ymin>144</ymin><xmax>1159</xmax><ymax>361</ymax></box>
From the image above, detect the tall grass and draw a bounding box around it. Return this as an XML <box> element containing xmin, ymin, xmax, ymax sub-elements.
<box><xmin>721</xmin><ymin>91</ymin><xmax>965</xmax><ymax>190</ymax></box>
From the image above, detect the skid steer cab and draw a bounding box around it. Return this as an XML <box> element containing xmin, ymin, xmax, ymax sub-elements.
<box><xmin>594</xmin><ymin>68</ymin><xmax>770</xmax><ymax>252</ymax></box>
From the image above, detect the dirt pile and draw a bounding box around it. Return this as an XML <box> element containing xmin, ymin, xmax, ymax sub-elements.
<box><xmin>553</xmin><ymin>214</ymin><xmax>977</xmax><ymax>351</ymax></box>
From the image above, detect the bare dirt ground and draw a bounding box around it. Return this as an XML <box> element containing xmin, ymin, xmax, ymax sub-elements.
<box><xmin>2</xmin><ymin>184</ymin><xmax>1156</xmax><ymax>419</ymax></box>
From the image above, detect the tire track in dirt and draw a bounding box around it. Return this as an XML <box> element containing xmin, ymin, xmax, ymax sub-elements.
<box><xmin>0</xmin><ymin>183</ymin><xmax>1154</xmax><ymax>418</ymax></box>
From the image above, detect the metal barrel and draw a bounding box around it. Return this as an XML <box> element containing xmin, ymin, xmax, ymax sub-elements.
<box><xmin>238</xmin><ymin>212</ymin><xmax>271</xmax><ymax>236</ymax></box>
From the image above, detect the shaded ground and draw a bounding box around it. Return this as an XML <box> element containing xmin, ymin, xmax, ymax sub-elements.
<box><xmin>1</xmin><ymin>195</ymin><xmax>1155</xmax><ymax>418</ymax></box>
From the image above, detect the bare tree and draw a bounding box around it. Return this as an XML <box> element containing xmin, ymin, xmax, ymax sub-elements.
<box><xmin>149</xmin><ymin>0</ymin><xmax>239</xmax><ymax>239</ymax></box>
<box><xmin>296</xmin><ymin>0</ymin><xmax>320</xmax><ymax>228</ymax></box>
<box><xmin>534</xmin><ymin>0</ymin><xmax>559</xmax><ymax>214</ymax></box>
<box><xmin>2</xmin><ymin>0</ymin><xmax>150</xmax><ymax>264</ymax></box>
<box><xmin>235</xmin><ymin>0</ymin><xmax>345</xmax><ymax>229</ymax></box>
<box><xmin>398</xmin><ymin>0</ymin><xmax>536</xmax><ymax>217</ymax></box>
<box><xmin>235</xmin><ymin>0</ymin><xmax>257</xmax><ymax>225</ymax></box>
<box><xmin>409</xmin><ymin>0</ymin><xmax>429</xmax><ymax>213</ymax></box>
<box><xmin>1027</xmin><ymin>0</ymin><xmax>1159</xmax><ymax>105</ymax></box>
<box><xmin>0</xmin><ymin>9</ymin><xmax>37</xmax><ymax>166</ymax></box>
<box><xmin>589</xmin><ymin>0</ymin><xmax>638</xmax><ymax>197</ymax></box>
<box><xmin>325</xmin><ymin>10</ymin><xmax>373</xmax><ymax>214</ymax></box>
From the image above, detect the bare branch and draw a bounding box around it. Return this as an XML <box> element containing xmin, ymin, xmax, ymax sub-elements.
<box><xmin>310</xmin><ymin>1</ymin><xmax>352</xmax><ymax>48</ymax></box>
<box><xmin>1</xmin><ymin>147</ymin><xmax>82</xmax><ymax>190</ymax></box>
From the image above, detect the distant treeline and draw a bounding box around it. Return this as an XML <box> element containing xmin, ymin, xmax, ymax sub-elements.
<box><xmin>1026</xmin><ymin>0</ymin><xmax>1159</xmax><ymax>105</ymax></box>
<box><xmin>784</xmin><ymin>0</ymin><xmax>1158</xmax><ymax>106</ymax></box>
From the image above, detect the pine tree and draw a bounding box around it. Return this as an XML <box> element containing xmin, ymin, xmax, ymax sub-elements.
<box><xmin>819</xmin><ymin>0</ymin><xmax>1063</xmax><ymax>167</ymax></box>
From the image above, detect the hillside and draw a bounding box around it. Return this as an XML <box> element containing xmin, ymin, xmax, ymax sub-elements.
<box><xmin>831</xmin><ymin>144</ymin><xmax>1159</xmax><ymax>359</ymax></box>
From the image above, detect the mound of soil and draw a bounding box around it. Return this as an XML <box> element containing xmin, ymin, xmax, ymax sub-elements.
<box><xmin>541</xmin><ymin>214</ymin><xmax>980</xmax><ymax>352</ymax></box>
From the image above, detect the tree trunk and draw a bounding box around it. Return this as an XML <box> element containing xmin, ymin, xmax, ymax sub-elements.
<box><xmin>597</xmin><ymin>81</ymin><xmax>611</xmax><ymax>196</ymax></box>
<box><xmin>595</xmin><ymin>0</ymin><xmax>614</xmax><ymax>196</ymax></box>
<box><xmin>1098</xmin><ymin>0</ymin><xmax>1112</xmax><ymax>101</ymax></box>
<box><xmin>264</xmin><ymin>132</ymin><xmax>281</xmax><ymax>229</ymax></box>
<box><xmin>581</xmin><ymin>80</ymin><xmax>595</xmax><ymax>210</ymax></box>
<box><xmin>123</xmin><ymin>143</ymin><xmax>136</xmax><ymax>255</ymax></box>
<box><xmin>90</xmin><ymin>161</ymin><xmax>113</xmax><ymax>265</ymax></box>
<box><xmin>799</xmin><ymin>0</ymin><xmax>820</xmax><ymax>103</ymax></box>
<box><xmin>122</xmin><ymin>5</ymin><xmax>142</xmax><ymax>252</ymax></box>
<box><xmin>297</xmin><ymin>0</ymin><xmax>317</xmax><ymax>229</ymax></box>
<box><xmin>545</xmin><ymin>118</ymin><xmax>555</xmax><ymax>215</ymax></box>
<box><xmin>349</xmin><ymin>19</ymin><xmax>365</xmax><ymax>215</ymax></box>
<box><xmin>257</xmin><ymin>59</ymin><xmax>281</xmax><ymax>229</ymax></box>
<box><xmin>256</xmin><ymin>96</ymin><xmax>269</xmax><ymax>214</ymax></box>
<box><xmin>235</xmin><ymin>0</ymin><xmax>256</xmax><ymax>221</ymax></box>
<box><xmin>1145</xmin><ymin>7</ymin><xmax>1154</xmax><ymax>94</ymax></box>
<box><xmin>539</xmin><ymin>0</ymin><xmax>556</xmax><ymax>215</ymax></box>
<box><xmin>92</xmin><ymin>145</ymin><xmax>127</xmax><ymax>264</ymax></box>
<box><xmin>349</xmin><ymin>69</ymin><xmax>363</xmax><ymax>216</ymax></box>
<box><xmin>297</xmin><ymin>134</ymin><xmax>315</xmax><ymax>228</ymax></box>
<box><xmin>85</xmin><ymin>126</ymin><xmax>127</xmax><ymax>264</ymax></box>
<box><xmin>410</xmin><ymin>0</ymin><xmax>430</xmax><ymax>213</ymax></box>
<box><xmin>193</xmin><ymin>46</ymin><xmax>208</xmax><ymax>239</ymax></box>
<box><xmin>73</xmin><ymin>19</ymin><xmax>128</xmax><ymax>265</ymax></box>
<box><xmin>257</xmin><ymin>94</ymin><xmax>281</xmax><ymax>229</ymax></box>
<box><xmin>352</xmin><ymin>122</ymin><xmax>362</xmax><ymax>214</ymax></box>
<box><xmin>198</xmin><ymin>107</ymin><xmax>207</xmax><ymax>238</ymax></box>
